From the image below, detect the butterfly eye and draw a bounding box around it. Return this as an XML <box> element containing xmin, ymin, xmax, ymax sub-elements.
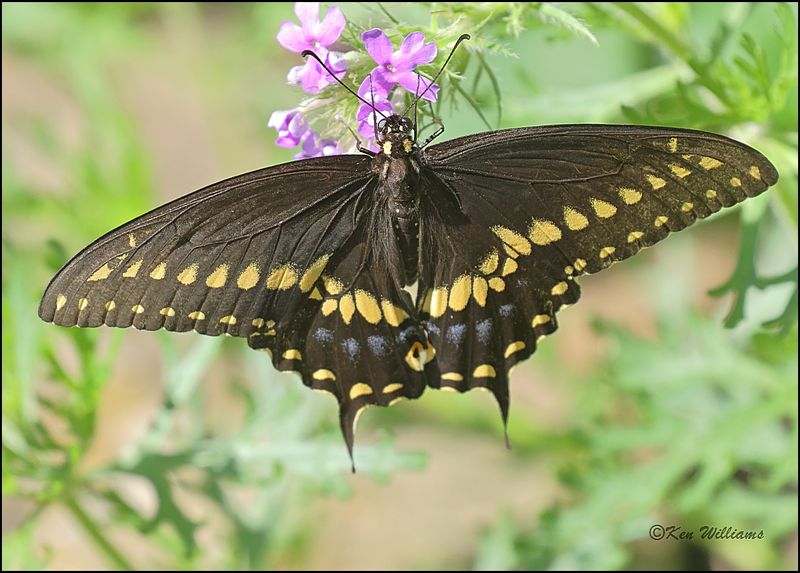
<box><xmin>377</xmin><ymin>118</ymin><xmax>387</xmax><ymax>131</ymax></box>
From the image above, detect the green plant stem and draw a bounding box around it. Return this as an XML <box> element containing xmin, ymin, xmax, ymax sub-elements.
<box><xmin>66</xmin><ymin>497</ymin><xmax>133</xmax><ymax>571</ymax></box>
<box><xmin>610</xmin><ymin>2</ymin><xmax>734</xmax><ymax>108</ymax></box>
<box><xmin>376</xmin><ymin>2</ymin><xmax>400</xmax><ymax>25</ymax></box>
<box><xmin>708</xmin><ymin>217</ymin><xmax>760</xmax><ymax>327</ymax></box>
<box><xmin>610</xmin><ymin>2</ymin><xmax>691</xmax><ymax>60</ymax></box>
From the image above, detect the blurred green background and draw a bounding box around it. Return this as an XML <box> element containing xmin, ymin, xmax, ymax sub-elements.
<box><xmin>2</xmin><ymin>2</ymin><xmax>797</xmax><ymax>570</ymax></box>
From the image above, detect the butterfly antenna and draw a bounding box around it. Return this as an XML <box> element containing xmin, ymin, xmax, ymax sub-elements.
<box><xmin>302</xmin><ymin>50</ymin><xmax>389</xmax><ymax>119</ymax></box>
<box><xmin>401</xmin><ymin>33</ymin><xmax>470</xmax><ymax>117</ymax></box>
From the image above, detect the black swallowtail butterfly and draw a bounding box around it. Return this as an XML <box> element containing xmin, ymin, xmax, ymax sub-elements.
<box><xmin>39</xmin><ymin>36</ymin><xmax>779</xmax><ymax>467</ymax></box>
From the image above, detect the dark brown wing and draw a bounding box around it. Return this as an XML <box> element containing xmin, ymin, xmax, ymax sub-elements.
<box><xmin>246</xmin><ymin>223</ymin><xmax>436</xmax><ymax>464</ymax></box>
<box><xmin>417</xmin><ymin>124</ymin><xmax>778</xmax><ymax>429</ymax></box>
<box><xmin>38</xmin><ymin>154</ymin><xmax>436</xmax><ymax>463</ymax></box>
<box><xmin>39</xmin><ymin>155</ymin><xmax>374</xmax><ymax>334</ymax></box>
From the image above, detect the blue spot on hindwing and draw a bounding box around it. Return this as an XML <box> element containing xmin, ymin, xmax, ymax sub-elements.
<box><xmin>367</xmin><ymin>335</ymin><xmax>389</xmax><ymax>356</ymax></box>
<box><xmin>341</xmin><ymin>337</ymin><xmax>360</xmax><ymax>359</ymax></box>
<box><xmin>314</xmin><ymin>327</ymin><xmax>333</xmax><ymax>345</ymax></box>
<box><xmin>446</xmin><ymin>323</ymin><xmax>467</xmax><ymax>345</ymax></box>
<box><xmin>476</xmin><ymin>318</ymin><xmax>493</xmax><ymax>344</ymax></box>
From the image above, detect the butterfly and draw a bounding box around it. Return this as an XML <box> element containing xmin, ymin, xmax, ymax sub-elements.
<box><xmin>38</xmin><ymin>36</ymin><xmax>779</xmax><ymax>467</ymax></box>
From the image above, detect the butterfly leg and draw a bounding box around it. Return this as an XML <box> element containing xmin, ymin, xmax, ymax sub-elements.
<box><xmin>357</xmin><ymin>145</ymin><xmax>377</xmax><ymax>156</ymax></box>
<box><xmin>420</xmin><ymin>102</ymin><xmax>445</xmax><ymax>148</ymax></box>
<box><xmin>340</xmin><ymin>121</ymin><xmax>377</xmax><ymax>156</ymax></box>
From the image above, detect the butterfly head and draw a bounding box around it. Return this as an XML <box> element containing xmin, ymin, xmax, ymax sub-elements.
<box><xmin>377</xmin><ymin>115</ymin><xmax>415</xmax><ymax>156</ymax></box>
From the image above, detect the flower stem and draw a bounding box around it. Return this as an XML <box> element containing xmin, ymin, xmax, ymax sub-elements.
<box><xmin>610</xmin><ymin>2</ymin><xmax>691</xmax><ymax>61</ymax></box>
<box><xmin>66</xmin><ymin>497</ymin><xmax>133</xmax><ymax>570</ymax></box>
<box><xmin>609</xmin><ymin>2</ymin><xmax>734</xmax><ymax>108</ymax></box>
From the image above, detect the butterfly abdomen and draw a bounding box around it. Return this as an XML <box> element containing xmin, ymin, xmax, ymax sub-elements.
<box><xmin>378</xmin><ymin>152</ymin><xmax>422</xmax><ymax>286</ymax></box>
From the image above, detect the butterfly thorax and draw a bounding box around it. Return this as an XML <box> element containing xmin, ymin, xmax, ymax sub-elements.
<box><xmin>373</xmin><ymin>126</ymin><xmax>422</xmax><ymax>286</ymax></box>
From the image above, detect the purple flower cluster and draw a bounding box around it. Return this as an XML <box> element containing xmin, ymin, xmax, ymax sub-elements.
<box><xmin>269</xmin><ymin>3</ymin><xmax>440</xmax><ymax>158</ymax></box>
<box><xmin>277</xmin><ymin>2</ymin><xmax>346</xmax><ymax>93</ymax></box>
<box><xmin>358</xmin><ymin>30</ymin><xmax>439</xmax><ymax>102</ymax></box>
<box><xmin>356</xmin><ymin>29</ymin><xmax>439</xmax><ymax>139</ymax></box>
<box><xmin>267</xmin><ymin>108</ymin><xmax>343</xmax><ymax>159</ymax></box>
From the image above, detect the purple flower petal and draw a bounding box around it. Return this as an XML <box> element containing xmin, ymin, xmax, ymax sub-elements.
<box><xmin>286</xmin><ymin>62</ymin><xmax>306</xmax><ymax>86</ymax></box>
<box><xmin>312</xmin><ymin>52</ymin><xmax>347</xmax><ymax>91</ymax></box>
<box><xmin>267</xmin><ymin>109</ymin><xmax>289</xmax><ymax>130</ymax></box>
<box><xmin>287</xmin><ymin>52</ymin><xmax>345</xmax><ymax>94</ymax></box>
<box><xmin>356</xmin><ymin>96</ymin><xmax>393</xmax><ymax>121</ymax></box>
<box><xmin>299</xmin><ymin>60</ymin><xmax>326</xmax><ymax>93</ymax></box>
<box><xmin>276</xmin><ymin>134</ymin><xmax>301</xmax><ymax>147</ymax></box>
<box><xmin>278</xmin><ymin>3</ymin><xmax>345</xmax><ymax>53</ymax></box>
<box><xmin>317</xmin><ymin>138</ymin><xmax>344</xmax><ymax>156</ymax></box>
<box><xmin>295</xmin><ymin>132</ymin><xmax>343</xmax><ymax>159</ymax></box>
<box><xmin>269</xmin><ymin>109</ymin><xmax>310</xmax><ymax>148</ymax></box>
<box><xmin>361</xmin><ymin>139</ymin><xmax>380</xmax><ymax>153</ymax></box>
<box><xmin>358</xmin><ymin>30</ymin><xmax>439</xmax><ymax>101</ymax></box>
<box><xmin>326</xmin><ymin>51</ymin><xmax>348</xmax><ymax>75</ymax></box>
<box><xmin>358</xmin><ymin>117</ymin><xmax>377</xmax><ymax>138</ymax></box>
<box><xmin>362</xmin><ymin>28</ymin><xmax>393</xmax><ymax>65</ymax></box>
<box><xmin>357</xmin><ymin>69</ymin><xmax>394</xmax><ymax>99</ymax></box>
<box><xmin>287</xmin><ymin>110</ymin><xmax>308</xmax><ymax>136</ymax></box>
<box><xmin>276</xmin><ymin>21</ymin><xmax>308</xmax><ymax>53</ymax></box>
<box><xmin>357</xmin><ymin>93</ymin><xmax>392</xmax><ymax>140</ymax></box>
<box><xmin>393</xmin><ymin>33</ymin><xmax>437</xmax><ymax>70</ymax></box>
<box><xmin>395</xmin><ymin>71</ymin><xmax>439</xmax><ymax>101</ymax></box>
<box><xmin>314</xmin><ymin>5</ymin><xmax>346</xmax><ymax>47</ymax></box>
<box><xmin>295</xmin><ymin>134</ymin><xmax>320</xmax><ymax>159</ymax></box>
<box><xmin>295</xmin><ymin>2</ymin><xmax>320</xmax><ymax>36</ymax></box>
<box><xmin>286</xmin><ymin>58</ymin><xmax>319</xmax><ymax>90</ymax></box>
<box><xmin>398</xmin><ymin>32</ymin><xmax>425</xmax><ymax>55</ymax></box>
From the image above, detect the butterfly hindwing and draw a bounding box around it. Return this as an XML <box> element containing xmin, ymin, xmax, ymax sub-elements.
<box><xmin>247</xmin><ymin>231</ymin><xmax>436</xmax><ymax>460</ymax></box>
<box><xmin>416</xmin><ymin>171</ymin><xmax>577</xmax><ymax>427</ymax></box>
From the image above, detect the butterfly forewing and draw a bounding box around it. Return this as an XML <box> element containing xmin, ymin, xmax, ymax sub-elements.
<box><xmin>39</xmin><ymin>156</ymin><xmax>373</xmax><ymax>333</ymax></box>
<box><xmin>425</xmin><ymin>126</ymin><xmax>778</xmax><ymax>275</ymax></box>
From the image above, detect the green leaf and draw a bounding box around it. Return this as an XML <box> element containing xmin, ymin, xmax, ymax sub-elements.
<box><xmin>535</xmin><ymin>2</ymin><xmax>599</xmax><ymax>46</ymax></box>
